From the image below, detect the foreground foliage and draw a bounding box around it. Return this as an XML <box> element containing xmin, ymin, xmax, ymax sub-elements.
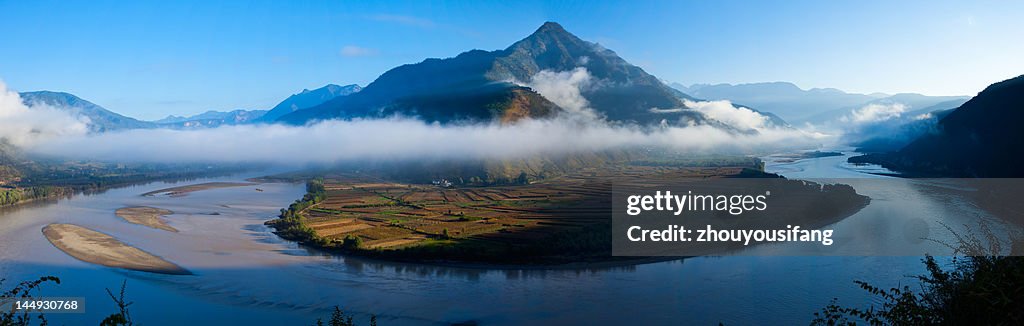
<box><xmin>813</xmin><ymin>222</ymin><xmax>1024</xmax><ymax>325</ymax></box>
<box><xmin>312</xmin><ymin>306</ymin><xmax>377</xmax><ymax>326</ymax></box>
<box><xmin>813</xmin><ymin>256</ymin><xmax>1024</xmax><ymax>325</ymax></box>
<box><xmin>0</xmin><ymin>276</ymin><xmax>60</xmax><ymax>326</ymax></box>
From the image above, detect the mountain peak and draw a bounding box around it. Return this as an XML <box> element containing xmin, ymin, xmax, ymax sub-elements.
<box><xmin>517</xmin><ymin>21</ymin><xmax>581</xmax><ymax>47</ymax></box>
<box><xmin>536</xmin><ymin>21</ymin><xmax>566</xmax><ymax>33</ymax></box>
<box><xmin>280</xmin><ymin>21</ymin><xmax>699</xmax><ymax>126</ymax></box>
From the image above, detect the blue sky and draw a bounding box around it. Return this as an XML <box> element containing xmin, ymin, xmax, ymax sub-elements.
<box><xmin>1</xmin><ymin>0</ymin><xmax>1021</xmax><ymax>120</ymax></box>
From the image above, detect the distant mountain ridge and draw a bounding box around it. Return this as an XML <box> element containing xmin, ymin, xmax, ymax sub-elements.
<box><xmin>671</xmin><ymin>82</ymin><xmax>881</xmax><ymax>121</ymax></box>
<box><xmin>849</xmin><ymin>75</ymin><xmax>1024</xmax><ymax>177</ymax></box>
<box><xmin>671</xmin><ymin>82</ymin><xmax>968</xmax><ymax>123</ymax></box>
<box><xmin>279</xmin><ymin>22</ymin><xmax>707</xmax><ymax>126</ymax></box>
<box><xmin>803</xmin><ymin>93</ymin><xmax>969</xmax><ymax>124</ymax></box>
<box><xmin>17</xmin><ymin>83</ymin><xmax>355</xmax><ymax>132</ymax></box>
<box><xmin>259</xmin><ymin>84</ymin><xmax>362</xmax><ymax>122</ymax></box>
<box><xmin>18</xmin><ymin>91</ymin><xmax>156</xmax><ymax>132</ymax></box>
<box><xmin>155</xmin><ymin>109</ymin><xmax>268</xmax><ymax>129</ymax></box>
<box><xmin>158</xmin><ymin>83</ymin><xmax>360</xmax><ymax>127</ymax></box>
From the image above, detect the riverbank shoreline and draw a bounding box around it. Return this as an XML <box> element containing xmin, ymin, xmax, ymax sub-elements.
<box><xmin>0</xmin><ymin>170</ymin><xmax>251</xmax><ymax>209</ymax></box>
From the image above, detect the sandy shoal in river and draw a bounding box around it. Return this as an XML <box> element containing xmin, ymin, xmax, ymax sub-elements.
<box><xmin>42</xmin><ymin>223</ymin><xmax>191</xmax><ymax>275</ymax></box>
<box><xmin>141</xmin><ymin>182</ymin><xmax>257</xmax><ymax>197</ymax></box>
<box><xmin>115</xmin><ymin>206</ymin><xmax>177</xmax><ymax>232</ymax></box>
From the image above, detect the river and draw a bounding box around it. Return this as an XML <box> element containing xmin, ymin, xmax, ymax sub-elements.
<box><xmin>0</xmin><ymin>152</ymin><xmax>1003</xmax><ymax>325</ymax></box>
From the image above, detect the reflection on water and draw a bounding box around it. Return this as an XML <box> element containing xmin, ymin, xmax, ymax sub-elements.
<box><xmin>0</xmin><ymin>154</ymin><xmax>1014</xmax><ymax>325</ymax></box>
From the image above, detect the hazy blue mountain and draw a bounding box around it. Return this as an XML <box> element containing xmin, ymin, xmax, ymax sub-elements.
<box><xmin>876</xmin><ymin>93</ymin><xmax>970</xmax><ymax>110</ymax></box>
<box><xmin>156</xmin><ymin>109</ymin><xmax>265</xmax><ymax>124</ymax></box>
<box><xmin>19</xmin><ymin>91</ymin><xmax>155</xmax><ymax>132</ymax></box>
<box><xmin>258</xmin><ymin>84</ymin><xmax>362</xmax><ymax>122</ymax></box>
<box><xmin>278</xmin><ymin>22</ymin><xmax>708</xmax><ymax>126</ymax></box>
<box><xmin>849</xmin><ymin>75</ymin><xmax>1024</xmax><ymax>177</ymax></box>
<box><xmin>803</xmin><ymin>93</ymin><xmax>969</xmax><ymax>124</ymax></box>
<box><xmin>18</xmin><ymin>84</ymin><xmax>357</xmax><ymax>132</ymax></box>
<box><xmin>670</xmin><ymin>82</ymin><xmax>882</xmax><ymax>121</ymax></box>
<box><xmin>901</xmin><ymin>98</ymin><xmax>969</xmax><ymax>120</ymax></box>
<box><xmin>668</xmin><ymin>82</ymin><xmax>693</xmax><ymax>94</ymax></box>
<box><xmin>155</xmin><ymin>109</ymin><xmax>268</xmax><ymax>129</ymax></box>
<box><xmin>842</xmin><ymin>97</ymin><xmax>969</xmax><ymax>152</ymax></box>
<box><xmin>846</xmin><ymin>108</ymin><xmax>955</xmax><ymax>153</ymax></box>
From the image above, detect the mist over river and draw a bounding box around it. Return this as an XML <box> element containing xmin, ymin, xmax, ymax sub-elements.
<box><xmin>0</xmin><ymin>152</ymin><xmax>1001</xmax><ymax>325</ymax></box>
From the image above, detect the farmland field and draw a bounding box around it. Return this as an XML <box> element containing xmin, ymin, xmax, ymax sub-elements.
<box><xmin>272</xmin><ymin>165</ymin><xmax>753</xmax><ymax>264</ymax></box>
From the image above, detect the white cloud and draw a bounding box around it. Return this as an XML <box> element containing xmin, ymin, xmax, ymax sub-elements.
<box><xmin>522</xmin><ymin>68</ymin><xmax>781</xmax><ymax>134</ymax></box>
<box><xmin>0</xmin><ymin>81</ymin><xmax>89</xmax><ymax>147</ymax></box>
<box><xmin>5</xmin><ymin>67</ymin><xmax>826</xmax><ymax>165</ymax></box>
<box><xmin>28</xmin><ymin>116</ymin><xmax>824</xmax><ymax>164</ymax></box>
<box><xmin>912</xmin><ymin>112</ymin><xmax>933</xmax><ymax>120</ymax></box>
<box><xmin>340</xmin><ymin>46</ymin><xmax>378</xmax><ymax>57</ymax></box>
<box><xmin>683</xmin><ymin>99</ymin><xmax>770</xmax><ymax>131</ymax></box>
<box><xmin>524</xmin><ymin>67</ymin><xmax>600</xmax><ymax>121</ymax></box>
<box><xmin>841</xmin><ymin>103</ymin><xmax>907</xmax><ymax>124</ymax></box>
<box><xmin>649</xmin><ymin>108</ymin><xmax>684</xmax><ymax>113</ymax></box>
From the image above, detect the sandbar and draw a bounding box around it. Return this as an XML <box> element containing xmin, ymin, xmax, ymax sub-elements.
<box><xmin>115</xmin><ymin>206</ymin><xmax>177</xmax><ymax>232</ymax></box>
<box><xmin>141</xmin><ymin>182</ymin><xmax>256</xmax><ymax>197</ymax></box>
<box><xmin>42</xmin><ymin>223</ymin><xmax>191</xmax><ymax>275</ymax></box>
